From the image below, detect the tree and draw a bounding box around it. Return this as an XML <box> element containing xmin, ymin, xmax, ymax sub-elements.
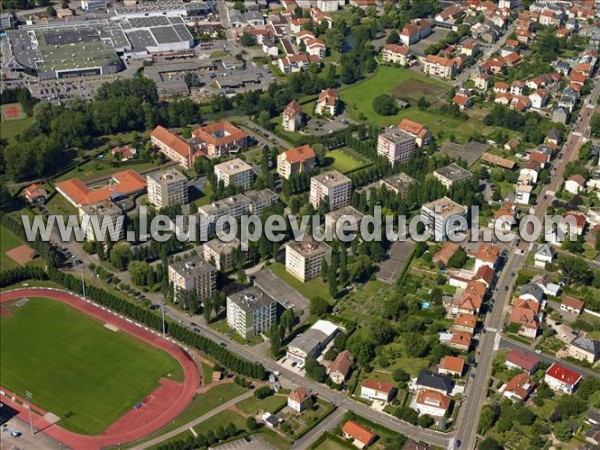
<box><xmin>495</xmin><ymin>417</ymin><xmax>512</xmax><ymax>433</ymax></box>
<box><xmin>324</xmin><ymin>28</ymin><xmax>345</xmax><ymax>53</ymax></box>
<box><xmin>110</xmin><ymin>243</ymin><xmax>132</xmax><ymax>270</ymax></box>
<box><xmin>239</xmin><ymin>33</ymin><xmax>256</xmax><ymax>47</ymax></box>
<box><xmin>591</xmin><ymin>113</ymin><xmax>600</xmax><ymax>138</ymax></box>
<box><xmin>479</xmin><ymin>437</ymin><xmax>503</xmax><ymax>450</ymax></box>
<box><xmin>478</xmin><ymin>406</ymin><xmax>496</xmax><ymax>434</ymax></box>
<box><xmin>46</xmin><ymin>5</ymin><xmax>56</xmax><ymax>15</ymax></box>
<box><xmin>558</xmin><ymin>255</ymin><xmax>592</xmax><ymax>284</ymax></box>
<box><xmin>270</xmin><ymin>324</ymin><xmax>282</xmax><ymax>357</ymax></box>
<box><xmin>447</xmin><ymin>246</ymin><xmax>468</xmax><ymax>268</ymax></box>
<box><xmin>254</xmin><ymin>386</ymin><xmax>272</xmax><ymax>399</ymax></box>
<box><xmin>386</xmin><ymin>30</ymin><xmax>400</xmax><ymax>44</ymax></box>
<box><xmin>246</xmin><ymin>416</ymin><xmax>258</xmax><ymax>431</ymax></box>
<box><xmin>553</xmin><ymin>421</ymin><xmax>571</xmax><ymax>441</ymax></box>
<box><xmin>305</xmin><ymin>358</ymin><xmax>327</xmax><ymax>382</ymax></box>
<box><xmin>392</xmin><ymin>368</ymin><xmax>409</xmax><ymax>383</ymax></box>
<box><xmin>310</xmin><ymin>296</ymin><xmax>330</xmax><ymax>317</ymax></box>
<box><xmin>372</xmin><ymin>94</ymin><xmax>398</xmax><ymax>116</ymax></box>
<box><xmin>418</xmin><ymin>414</ymin><xmax>434</xmax><ymax>428</ymax></box>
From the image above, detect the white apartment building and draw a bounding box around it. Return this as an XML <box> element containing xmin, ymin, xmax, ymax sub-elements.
<box><xmin>214</xmin><ymin>158</ymin><xmax>254</xmax><ymax>190</ymax></box>
<box><xmin>421</xmin><ymin>197</ymin><xmax>468</xmax><ymax>241</ymax></box>
<box><xmin>377</xmin><ymin>128</ymin><xmax>416</xmax><ymax>166</ymax></box>
<box><xmin>203</xmin><ymin>237</ymin><xmax>242</xmax><ymax>271</ymax></box>
<box><xmin>78</xmin><ymin>200</ymin><xmax>124</xmax><ymax>242</ymax></box>
<box><xmin>226</xmin><ymin>286</ymin><xmax>277</xmax><ymax>339</ymax></box>
<box><xmin>285</xmin><ymin>238</ymin><xmax>331</xmax><ymax>282</ymax></box>
<box><xmin>147</xmin><ymin>169</ymin><xmax>188</xmax><ymax>209</ymax></box>
<box><xmin>168</xmin><ymin>256</ymin><xmax>217</xmax><ymax>304</ymax></box>
<box><xmin>277</xmin><ymin>145</ymin><xmax>316</xmax><ymax>180</ymax></box>
<box><xmin>309</xmin><ymin>170</ymin><xmax>352</xmax><ymax>211</ymax></box>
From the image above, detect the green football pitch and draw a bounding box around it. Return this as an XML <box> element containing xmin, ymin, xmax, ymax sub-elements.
<box><xmin>0</xmin><ymin>298</ymin><xmax>183</xmax><ymax>435</ymax></box>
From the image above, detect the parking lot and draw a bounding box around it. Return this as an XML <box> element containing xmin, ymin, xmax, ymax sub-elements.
<box><xmin>1</xmin><ymin>417</ymin><xmax>63</xmax><ymax>450</ymax></box>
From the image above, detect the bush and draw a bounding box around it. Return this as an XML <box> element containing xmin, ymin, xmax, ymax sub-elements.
<box><xmin>254</xmin><ymin>386</ymin><xmax>272</xmax><ymax>399</ymax></box>
<box><xmin>372</xmin><ymin>94</ymin><xmax>398</xmax><ymax>116</ymax></box>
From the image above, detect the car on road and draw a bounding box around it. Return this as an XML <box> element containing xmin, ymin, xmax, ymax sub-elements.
<box><xmin>454</xmin><ymin>439</ymin><xmax>461</xmax><ymax>448</ymax></box>
<box><xmin>220</xmin><ymin>341</ymin><xmax>227</xmax><ymax>347</ymax></box>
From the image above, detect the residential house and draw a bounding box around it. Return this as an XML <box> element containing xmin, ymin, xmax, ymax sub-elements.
<box><xmin>438</xmin><ymin>356</ymin><xmax>465</xmax><ymax>377</ymax></box>
<box><xmin>341</xmin><ymin>421</ymin><xmax>376</xmax><ymax>449</ymax></box>
<box><xmin>560</xmin><ymin>296</ymin><xmax>584</xmax><ymax>316</ymax></box>
<box><xmin>510</xmin><ymin>298</ymin><xmax>542</xmax><ymax>339</ymax></box>
<box><xmin>565</xmin><ymin>175</ymin><xmax>586</xmax><ymax>194</ymax></box>
<box><xmin>414</xmin><ymin>389</ymin><xmax>451</xmax><ymax>417</ymax></box>
<box><xmin>432</xmin><ymin>242</ymin><xmax>460</xmax><ymax>266</ymax></box>
<box><xmin>192</xmin><ymin>121</ymin><xmax>248</xmax><ymax>159</ymax></box>
<box><xmin>505</xmin><ymin>350</ymin><xmax>540</xmax><ymax>374</ymax></box>
<box><xmin>315</xmin><ymin>88</ymin><xmax>339</xmax><ymax>116</ymax></box>
<box><xmin>360</xmin><ymin>379</ymin><xmax>396</xmax><ymax>403</ymax></box>
<box><xmin>288</xmin><ymin>388</ymin><xmax>312</xmax><ymax>413</ymax></box>
<box><xmin>282</xmin><ymin>100</ymin><xmax>303</xmax><ymax>131</ymax></box>
<box><xmin>453</xmin><ymin>92</ymin><xmax>473</xmax><ymax>109</ymax></box>
<box><xmin>23</xmin><ymin>183</ymin><xmax>47</xmax><ymax>203</ymax></box>
<box><xmin>503</xmin><ymin>373</ymin><xmax>535</xmax><ymax>402</ymax></box>
<box><xmin>529</xmin><ymin>89</ymin><xmax>548</xmax><ymax>109</ymax></box>
<box><xmin>569</xmin><ymin>336</ymin><xmax>600</xmax><ymax>364</ymax></box>
<box><xmin>453</xmin><ymin>313</ymin><xmax>477</xmax><ymax>334</ymax></box>
<box><xmin>519</xmin><ymin>283</ymin><xmax>544</xmax><ymax>303</ymax></box>
<box><xmin>435</xmin><ymin>5</ymin><xmax>463</xmax><ymax>24</ymax></box>
<box><xmin>544</xmin><ymin>363</ymin><xmax>582</xmax><ymax>394</ymax></box>
<box><xmin>399</xmin><ymin>18</ymin><xmax>432</xmax><ymax>46</ymax></box>
<box><xmin>471</xmin><ymin>243</ymin><xmax>501</xmax><ymax>272</ymax></box>
<box><xmin>446</xmin><ymin>330</ymin><xmax>473</xmax><ymax>351</ymax></box>
<box><xmin>534</xmin><ymin>244</ymin><xmax>555</xmax><ymax>268</ymax></box>
<box><xmin>415</xmin><ymin>371</ymin><xmax>454</xmax><ymax>395</ymax></box>
<box><xmin>328</xmin><ymin>350</ymin><xmax>353</xmax><ymax>385</ymax></box>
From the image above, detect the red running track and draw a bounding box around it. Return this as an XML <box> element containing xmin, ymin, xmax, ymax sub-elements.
<box><xmin>0</xmin><ymin>288</ymin><xmax>200</xmax><ymax>450</ymax></box>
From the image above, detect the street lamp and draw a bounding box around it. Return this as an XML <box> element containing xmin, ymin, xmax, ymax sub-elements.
<box><xmin>25</xmin><ymin>391</ymin><xmax>34</xmax><ymax>435</ymax></box>
<box><xmin>80</xmin><ymin>265</ymin><xmax>86</xmax><ymax>300</ymax></box>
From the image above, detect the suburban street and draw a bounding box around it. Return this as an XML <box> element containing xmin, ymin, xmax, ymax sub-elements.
<box><xmin>454</xmin><ymin>70</ymin><xmax>600</xmax><ymax>449</ymax></box>
<box><xmin>290</xmin><ymin>408</ymin><xmax>347</xmax><ymax>450</ymax></box>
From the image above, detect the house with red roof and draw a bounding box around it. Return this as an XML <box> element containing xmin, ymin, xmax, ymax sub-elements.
<box><xmin>503</xmin><ymin>373</ymin><xmax>535</xmax><ymax>402</ymax></box>
<box><xmin>192</xmin><ymin>121</ymin><xmax>248</xmax><ymax>159</ymax></box>
<box><xmin>341</xmin><ymin>420</ymin><xmax>377</xmax><ymax>448</ymax></box>
<box><xmin>423</xmin><ymin>55</ymin><xmax>456</xmax><ymax>79</ymax></box>
<box><xmin>328</xmin><ymin>350</ymin><xmax>353</xmax><ymax>385</ymax></box>
<box><xmin>151</xmin><ymin>125</ymin><xmax>194</xmax><ymax>169</ymax></box>
<box><xmin>447</xmin><ymin>330</ymin><xmax>473</xmax><ymax>352</ymax></box>
<box><xmin>315</xmin><ymin>88</ymin><xmax>339</xmax><ymax>116</ymax></box>
<box><xmin>381</xmin><ymin>44</ymin><xmax>413</xmax><ymax>66</ymax></box>
<box><xmin>560</xmin><ymin>296</ymin><xmax>584</xmax><ymax>316</ymax></box>
<box><xmin>505</xmin><ymin>350</ymin><xmax>539</xmax><ymax>374</ymax></box>
<box><xmin>288</xmin><ymin>388</ymin><xmax>312</xmax><ymax>413</ymax></box>
<box><xmin>544</xmin><ymin>363</ymin><xmax>583</xmax><ymax>394</ymax></box>
<box><xmin>399</xmin><ymin>18</ymin><xmax>432</xmax><ymax>46</ymax></box>
<box><xmin>565</xmin><ymin>175</ymin><xmax>586</xmax><ymax>194</ymax></box>
<box><xmin>23</xmin><ymin>183</ymin><xmax>47</xmax><ymax>203</ymax></box>
<box><xmin>453</xmin><ymin>92</ymin><xmax>473</xmax><ymax>109</ymax></box>
<box><xmin>277</xmin><ymin>145</ymin><xmax>316</xmax><ymax>179</ymax></box>
<box><xmin>453</xmin><ymin>313</ymin><xmax>477</xmax><ymax>333</ymax></box>
<box><xmin>560</xmin><ymin>212</ymin><xmax>587</xmax><ymax>236</ymax></box>
<box><xmin>510</xmin><ymin>298</ymin><xmax>542</xmax><ymax>338</ymax></box>
<box><xmin>397</xmin><ymin>118</ymin><xmax>432</xmax><ymax>147</ymax></box>
<box><xmin>438</xmin><ymin>356</ymin><xmax>465</xmax><ymax>377</ymax></box>
<box><xmin>414</xmin><ymin>389</ymin><xmax>451</xmax><ymax>417</ymax></box>
<box><xmin>282</xmin><ymin>100</ymin><xmax>303</xmax><ymax>132</ymax></box>
<box><xmin>471</xmin><ymin>243</ymin><xmax>501</xmax><ymax>271</ymax></box>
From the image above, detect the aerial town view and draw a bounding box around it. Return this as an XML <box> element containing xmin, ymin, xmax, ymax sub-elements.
<box><xmin>1</xmin><ymin>0</ymin><xmax>600</xmax><ymax>449</ymax></box>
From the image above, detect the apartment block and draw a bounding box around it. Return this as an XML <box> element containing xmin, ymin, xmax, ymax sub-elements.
<box><xmin>78</xmin><ymin>200</ymin><xmax>124</xmax><ymax>242</ymax></box>
<box><xmin>377</xmin><ymin>128</ymin><xmax>416</xmax><ymax>166</ymax></box>
<box><xmin>151</xmin><ymin>125</ymin><xmax>194</xmax><ymax>170</ymax></box>
<box><xmin>191</xmin><ymin>121</ymin><xmax>248</xmax><ymax>159</ymax></box>
<box><xmin>226</xmin><ymin>286</ymin><xmax>277</xmax><ymax>339</ymax></box>
<box><xmin>203</xmin><ymin>237</ymin><xmax>242</xmax><ymax>271</ymax></box>
<box><xmin>214</xmin><ymin>158</ymin><xmax>254</xmax><ymax>190</ymax></box>
<box><xmin>285</xmin><ymin>237</ymin><xmax>331</xmax><ymax>282</ymax></box>
<box><xmin>277</xmin><ymin>145</ymin><xmax>316</xmax><ymax>180</ymax></box>
<box><xmin>309</xmin><ymin>170</ymin><xmax>352</xmax><ymax>211</ymax></box>
<box><xmin>168</xmin><ymin>256</ymin><xmax>217</xmax><ymax>303</ymax></box>
<box><xmin>147</xmin><ymin>169</ymin><xmax>188</xmax><ymax>209</ymax></box>
<box><xmin>422</xmin><ymin>197</ymin><xmax>468</xmax><ymax>241</ymax></box>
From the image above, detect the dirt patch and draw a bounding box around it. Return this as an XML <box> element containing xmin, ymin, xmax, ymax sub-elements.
<box><xmin>390</xmin><ymin>79</ymin><xmax>446</xmax><ymax>104</ymax></box>
<box><xmin>1</xmin><ymin>103</ymin><xmax>26</xmax><ymax>121</ymax></box>
<box><xmin>6</xmin><ymin>245</ymin><xmax>36</xmax><ymax>265</ymax></box>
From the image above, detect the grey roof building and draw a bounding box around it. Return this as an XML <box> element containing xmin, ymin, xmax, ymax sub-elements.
<box><xmin>520</xmin><ymin>283</ymin><xmax>544</xmax><ymax>302</ymax></box>
<box><xmin>415</xmin><ymin>371</ymin><xmax>454</xmax><ymax>394</ymax></box>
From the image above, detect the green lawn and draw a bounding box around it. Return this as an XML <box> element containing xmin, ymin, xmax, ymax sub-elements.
<box><xmin>0</xmin><ymin>297</ymin><xmax>183</xmax><ymax>435</ymax></box>
<box><xmin>313</xmin><ymin>437</ymin><xmax>354</xmax><ymax>450</ymax></box>
<box><xmin>45</xmin><ymin>192</ymin><xmax>78</xmax><ymax>216</ymax></box>
<box><xmin>0</xmin><ymin>225</ymin><xmax>46</xmax><ymax>271</ymax></box>
<box><xmin>55</xmin><ymin>159</ymin><xmax>155</xmax><ymax>183</ymax></box>
<box><xmin>201</xmin><ymin>362</ymin><xmax>213</xmax><ymax>384</ymax></box>
<box><xmin>1</xmin><ymin>117</ymin><xmax>35</xmax><ymax>144</ymax></box>
<box><xmin>322</xmin><ymin>148</ymin><xmax>371</xmax><ymax>174</ymax></box>
<box><xmin>268</xmin><ymin>262</ymin><xmax>332</xmax><ymax>302</ymax></box>
<box><xmin>236</xmin><ymin>393</ymin><xmax>288</xmax><ymax>415</ymax></box>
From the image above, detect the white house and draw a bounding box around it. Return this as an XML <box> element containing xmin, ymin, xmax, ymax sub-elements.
<box><xmin>534</xmin><ymin>244</ymin><xmax>555</xmax><ymax>268</ymax></box>
<box><xmin>360</xmin><ymin>379</ymin><xmax>396</xmax><ymax>403</ymax></box>
<box><xmin>544</xmin><ymin>363</ymin><xmax>583</xmax><ymax>394</ymax></box>
<box><xmin>414</xmin><ymin>389</ymin><xmax>451</xmax><ymax>417</ymax></box>
<box><xmin>565</xmin><ymin>175</ymin><xmax>586</xmax><ymax>194</ymax></box>
<box><xmin>529</xmin><ymin>89</ymin><xmax>548</xmax><ymax>109</ymax></box>
<box><xmin>288</xmin><ymin>388</ymin><xmax>311</xmax><ymax>413</ymax></box>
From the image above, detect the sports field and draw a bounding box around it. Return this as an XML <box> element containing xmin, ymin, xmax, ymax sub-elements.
<box><xmin>1</xmin><ymin>103</ymin><xmax>26</xmax><ymax>121</ymax></box>
<box><xmin>0</xmin><ymin>297</ymin><xmax>183</xmax><ymax>435</ymax></box>
<box><xmin>1</xmin><ymin>225</ymin><xmax>45</xmax><ymax>271</ymax></box>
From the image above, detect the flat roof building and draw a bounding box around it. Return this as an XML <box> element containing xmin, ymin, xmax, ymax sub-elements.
<box><xmin>203</xmin><ymin>237</ymin><xmax>243</xmax><ymax>271</ymax></box>
<box><xmin>227</xmin><ymin>286</ymin><xmax>277</xmax><ymax>339</ymax></box>
<box><xmin>324</xmin><ymin>206</ymin><xmax>365</xmax><ymax>235</ymax></box>
<box><xmin>377</xmin><ymin>128</ymin><xmax>416</xmax><ymax>166</ymax></box>
<box><xmin>168</xmin><ymin>255</ymin><xmax>217</xmax><ymax>305</ymax></box>
<box><xmin>285</xmin><ymin>237</ymin><xmax>331</xmax><ymax>283</ymax></box>
<box><xmin>214</xmin><ymin>158</ymin><xmax>254</xmax><ymax>191</ymax></box>
<box><xmin>433</xmin><ymin>163</ymin><xmax>473</xmax><ymax>189</ymax></box>
<box><xmin>286</xmin><ymin>320</ymin><xmax>338</xmax><ymax>368</ymax></box>
<box><xmin>422</xmin><ymin>197</ymin><xmax>468</xmax><ymax>241</ymax></box>
<box><xmin>78</xmin><ymin>200</ymin><xmax>124</xmax><ymax>242</ymax></box>
<box><xmin>309</xmin><ymin>170</ymin><xmax>352</xmax><ymax>211</ymax></box>
<box><xmin>147</xmin><ymin>169</ymin><xmax>188</xmax><ymax>209</ymax></box>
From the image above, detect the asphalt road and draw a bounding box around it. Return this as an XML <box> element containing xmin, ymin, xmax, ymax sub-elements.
<box><xmin>290</xmin><ymin>408</ymin><xmax>347</xmax><ymax>450</ymax></box>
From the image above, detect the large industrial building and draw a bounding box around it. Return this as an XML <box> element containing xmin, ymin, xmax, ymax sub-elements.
<box><xmin>5</xmin><ymin>14</ymin><xmax>194</xmax><ymax>79</ymax></box>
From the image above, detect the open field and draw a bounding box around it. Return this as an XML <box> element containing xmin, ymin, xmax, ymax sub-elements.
<box><xmin>45</xmin><ymin>192</ymin><xmax>78</xmax><ymax>216</ymax></box>
<box><xmin>322</xmin><ymin>148</ymin><xmax>371</xmax><ymax>174</ymax></box>
<box><xmin>236</xmin><ymin>393</ymin><xmax>288</xmax><ymax>415</ymax></box>
<box><xmin>0</xmin><ymin>116</ymin><xmax>36</xmax><ymax>144</ymax></box>
<box><xmin>0</xmin><ymin>297</ymin><xmax>183</xmax><ymax>435</ymax></box>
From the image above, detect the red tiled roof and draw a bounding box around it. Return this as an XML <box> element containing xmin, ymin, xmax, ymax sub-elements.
<box><xmin>506</xmin><ymin>350</ymin><xmax>539</xmax><ymax>371</ymax></box>
<box><xmin>318</xmin><ymin>88</ymin><xmax>338</xmax><ymax>106</ymax></box>
<box><xmin>329</xmin><ymin>350</ymin><xmax>353</xmax><ymax>378</ymax></box>
<box><xmin>284</xmin><ymin>100</ymin><xmax>302</xmax><ymax>118</ymax></box>
<box><xmin>432</xmin><ymin>242</ymin><xmax>459</xmax><ymax>265</ymax></box>
<box><xmin>561</xmin><ymin>296</ymin><xmax>584</xmax><ymax>311</ymax></box>
<box><xmin>56</xmin><ymin>170</ymin><xmax>146</xmax><ymax>207</ymax></box>
<box><xmin>383</xmin><ymin>44</ymin><xmax>411</xmax><ymax>55</ymax></box>
<box><xmin>288</xmin><ymin>387</ymin><xmax>310</xmax><ymax>403</ymax></box>
<box><xmin>454</xmin><ymin>313</ymin><xmax>477</xmax><ymax>329</ymax></box>
<box><xmin>545</xmin><ymin>362</ymin><xmax>582</xmax><ymax>386</ymax></box>
<box><xmin>152</xmin><ymin>125</ymin><xmax>192</xmax><ymax>159</ymax></box>
<box><xmin>282</xmin><ymin>144</ymin><xmax>315</xmax><ymax>164</ymax></box>
<box><xmin>416</xmin><ymin>389</ymin><xmax>451</xmax><ymax>410</ymax></box>
<box><xmin>439</xmin><ymin>356</ymin><xmax>465</xmax><ymax>374</ymax></box>
<box><xmin>362</xmin><ymin>379</ymin><xmax>395</xmax><ymax>394</ymax></box>
<box><xmin>341</xmin><ymin>421</ymin><xmax>376</xmax><ymax>445</ymax></box>
<box><xmin>505</xmin><ymin>373</ymin><xmax>534</xmax><ymax>400</ymax></box>
<box><xmin>192</xmin><ymin>121</ymin><xmax>248</xmax><ymax>147</ymax></box>
<box><xmin>471</xmin><ymin>243</ymin><xmax>500</xmax><ymax>263</ymax></box>
<box><xmin>450</xmin><ymin>331</ymin><xmax>473</xmax><ymax>347</ymax></box>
